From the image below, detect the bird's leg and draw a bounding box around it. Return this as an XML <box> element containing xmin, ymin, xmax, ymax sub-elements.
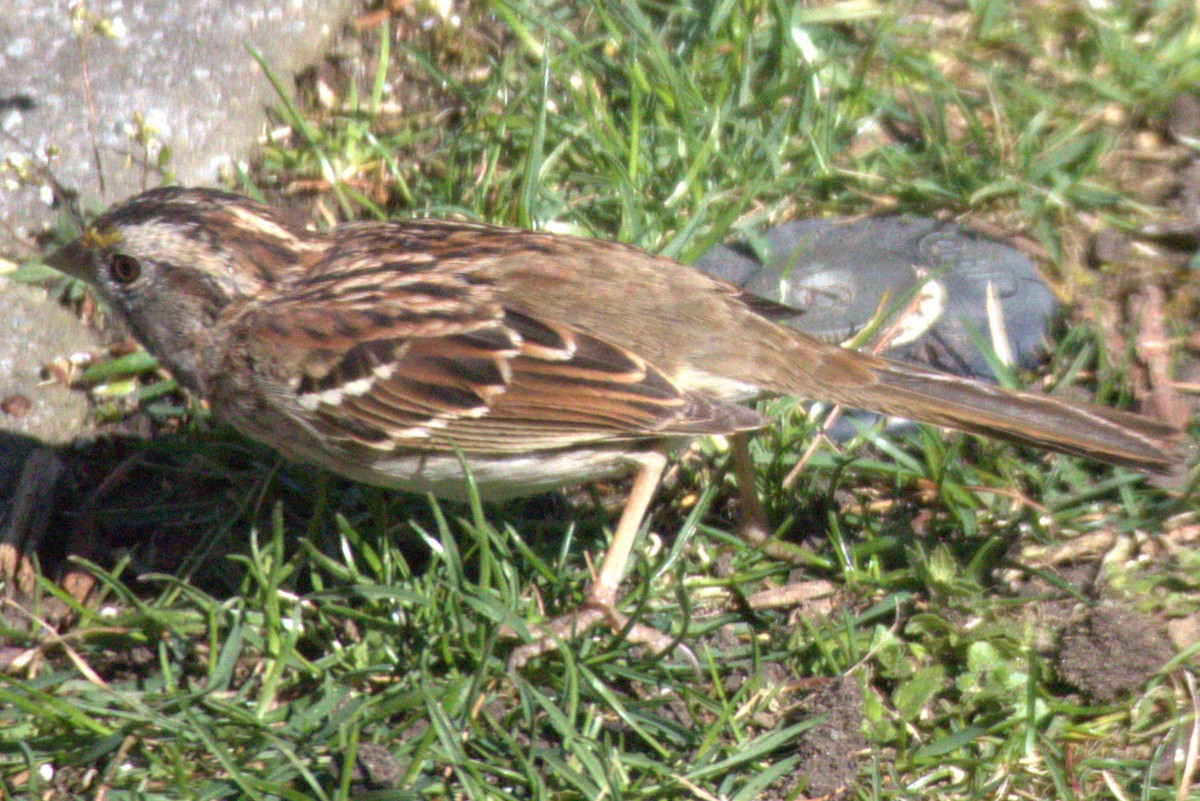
<box><xmin>730</xmin><ymin>433</ymin><xmax>768</xmax><ymax>542</ymax></box>
<box><xmin>730</xmin><ymin>433</ymin><xmax>809</xmax><ymax>564</ymax></box>
<box><xmin>508</xmin><ymin>448</ymin><xmax>674</xmax><ymax>670</ymax></box>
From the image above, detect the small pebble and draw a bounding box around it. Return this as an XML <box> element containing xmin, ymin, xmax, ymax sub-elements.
<box><xmin>1</xmin><ymin>394</ymin><xmax>33</xmax><ymax>417</ymax></box>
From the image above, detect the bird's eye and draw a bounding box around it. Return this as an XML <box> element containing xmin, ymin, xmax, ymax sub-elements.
<box><xmin>108</xmin><ymin>254</ymin><xmax>142</xmax><ymax>284</ymax></box>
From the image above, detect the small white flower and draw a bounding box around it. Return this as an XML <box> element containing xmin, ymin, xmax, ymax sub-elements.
<box><xmin>105</xmin><ymin>17</ymin><xmax>128</xmax><ymax>39</ymax></box>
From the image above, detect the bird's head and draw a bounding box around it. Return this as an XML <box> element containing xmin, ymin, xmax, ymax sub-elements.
<box><xmin>47</xmin><ymin>186</ymin><xmax>310</xmax><ymax>390</ymax></box>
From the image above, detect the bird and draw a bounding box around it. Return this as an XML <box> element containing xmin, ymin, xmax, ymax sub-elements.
<box><xmin>48</xmin><ymin>186</ymin><xmax>1187</xmax><ymax>667</ymax></box>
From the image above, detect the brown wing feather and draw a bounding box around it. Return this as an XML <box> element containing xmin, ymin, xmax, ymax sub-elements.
<box><xmin>300</xmin><ymin>319</ymin><xmax>762</xmax><ymax>453</ymax></box>
<box><xmin>241</xmin><ymin>240</ymin><xmax>764</xmax><ymax>455</ymax></box>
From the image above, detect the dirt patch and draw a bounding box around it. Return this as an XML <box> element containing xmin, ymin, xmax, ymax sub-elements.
<box><xmin>698</xmin><ymin>647</ymin><xmax>867</xmax><ymax>798</ymax></box>
<box><xmin>1056</xmin><ymin>604</ymin><xmax>1174</xmax><ymax>703</ymax></box>
<box><xmin>348</xmin><ymin>741</ymin><xmax>406</xmax><ymax>790</ymax></box>
<box><xmin>776</xmin><ymin>674</ymin><xmax>866</xmax><ymax>799</ymax></box>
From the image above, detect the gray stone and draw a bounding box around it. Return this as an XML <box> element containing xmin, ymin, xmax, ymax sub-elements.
<box><xmin>0</xmin><ymin>0</ymin><xmax>356</xmax><ymax>252</ymax></box>
<box><xmin>0</xmin><ymin>0</ymin><xmax>356</xmax><ymax>471</ymax></box>
<box><xmin>695</xmin><ymin>216</ymin><xmax>1058</xmax><ymax>378</ymax></box>
<box><xmin>0</xmin><ymin>281</ymin><xmax>98</xmax><ymax>446</ymax></box>
<box><xmin>0</xmin><ymin>280</ymin><xmax>100</xmax><ymax>513</ymax></box>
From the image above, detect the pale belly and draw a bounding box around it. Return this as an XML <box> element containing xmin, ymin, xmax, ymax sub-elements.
<box><xmin>329</xmin><ymin>445</ymin><xmax>659</xmax><ymax>501</ymax></box>
<box><xmin>257</xmin><ymin>426</ymin><xmax>677</xmax><ymax>501</ymax></box>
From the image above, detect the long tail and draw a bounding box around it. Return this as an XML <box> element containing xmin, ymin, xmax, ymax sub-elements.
<box><xmin>779</xmin><ymin>336</ymin><xmax>1186</xmax><ymax>475</ymax></box>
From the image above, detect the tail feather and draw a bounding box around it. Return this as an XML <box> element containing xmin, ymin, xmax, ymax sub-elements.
<box><xmin>797</xmin><ymin>346</ymin><xmax>1185</xmax><ymax>475</ymax></box>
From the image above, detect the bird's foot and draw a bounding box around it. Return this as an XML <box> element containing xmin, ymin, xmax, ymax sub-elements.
<box><xmin>507</xmin><ymin>593</ymin><xmax>696</xmax><ymax>672</ymax></box>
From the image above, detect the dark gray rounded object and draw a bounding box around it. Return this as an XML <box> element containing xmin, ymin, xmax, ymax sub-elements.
<box><xmin>695</xmin><ymin>217</ymin><xmax>1058</xmax><ymax>379</ymax></box>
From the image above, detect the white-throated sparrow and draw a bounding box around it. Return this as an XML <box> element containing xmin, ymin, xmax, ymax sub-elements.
<box><xmin>48</xmin><ymin>187</ymin><xmax>1187</xmax><ymax>666</ymax></box>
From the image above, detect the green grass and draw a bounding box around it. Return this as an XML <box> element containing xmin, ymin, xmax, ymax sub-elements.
<box><xmin>6</xmin><ymin>0</ymin><xmax>1200</xmax><ymax>798</ymax></box>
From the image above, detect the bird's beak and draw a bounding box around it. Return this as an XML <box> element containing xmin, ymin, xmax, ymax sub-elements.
<box><xmin>44</xmin><ymin>237</ymin><xmax>95</xmax><ymax>283</ymax></box>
